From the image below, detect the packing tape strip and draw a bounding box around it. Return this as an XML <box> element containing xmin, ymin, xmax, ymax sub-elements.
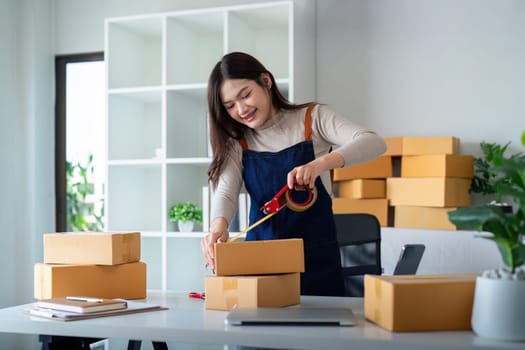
<box><xmin>285</xmin><ymin>186</ymin><xmax>318</xmax><ymax>212</ymax></box>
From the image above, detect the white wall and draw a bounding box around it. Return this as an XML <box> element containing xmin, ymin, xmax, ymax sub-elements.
<box><xmin>315</xmin><ymin>0</ymin><xmax>523</xmax><ymax>273</ymax></box>
<box><xmin>0</xmin><ymin>0</ymin><xmax>53</xmax><ymax>302</ymax></box>
<box><xmin>1</xmin><ymin>0</ymin><xmax>53</xmax><ymax>348</ymax></box>
<box><xmin>317</xmin><ymin>0</ymin><xmax>524</xmax><ymax>156</ymax></box>
<box><xmin>315</xmin><ymin>0</ymin><xmax>524</xmax><ymax>273</ymax></box>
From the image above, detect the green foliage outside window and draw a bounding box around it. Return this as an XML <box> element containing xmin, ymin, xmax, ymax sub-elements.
<box><xmin>66</xmin><ymin>153</ymin><xmax>104</xmax><ymax>231</ymax></box>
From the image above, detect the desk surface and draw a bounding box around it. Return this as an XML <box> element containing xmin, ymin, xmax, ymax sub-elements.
<box><xmin>0</xmin><ymin>293</ymin><xmax>521</xmax><ymax>350</ymax></box>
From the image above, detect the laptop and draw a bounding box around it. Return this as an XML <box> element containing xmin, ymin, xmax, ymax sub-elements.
<box><xmin>225</xmin><ymin>306</ymin><xmax>355</xmax><ymax>327</ymax></box>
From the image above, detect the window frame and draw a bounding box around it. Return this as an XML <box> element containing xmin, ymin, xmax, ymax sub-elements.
<box><xmin>54</xmin><ymin>52</ymin><xmax>104</xmax><ymax>232</ymax></box>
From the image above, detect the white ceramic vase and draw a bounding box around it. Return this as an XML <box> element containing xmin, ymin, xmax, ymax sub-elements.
<box><xmin>471</xmin><ymin>276</ymin><xmax>525</xmax><ymax>341</ymax></box>
<box><xmin>177</xmin><ymin>220</ymin><xmax>194</xmax><ymax>232</ymax></box>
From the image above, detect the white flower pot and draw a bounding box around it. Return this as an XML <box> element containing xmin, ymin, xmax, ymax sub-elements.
<box><xmin>177</xmin><ymin>220</ymin><xmax>194</xmax><ymax>232</ymax></box>
<box><xmin>471</xmin><ymin>276</ymin><xmax>525</xmax><ymax>341</ymax></box>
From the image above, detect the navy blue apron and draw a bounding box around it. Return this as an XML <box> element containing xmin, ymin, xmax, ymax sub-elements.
<box><xmin>239</xmin><ymin>105</ymin><xmax>344</xmax><ymax>296</ymax></box>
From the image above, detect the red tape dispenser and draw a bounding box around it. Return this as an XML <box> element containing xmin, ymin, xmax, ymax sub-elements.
<box><xmin>228</xmin><ymin>183</ymin><xmax>317</xmax><ymax>242</ymax></box>
<box><xmin>261</xmin><ymin>183</ymin><xmax>317</xmax><ymax>214</ymax></box>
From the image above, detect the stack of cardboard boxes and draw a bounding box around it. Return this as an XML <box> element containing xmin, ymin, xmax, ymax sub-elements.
<box><xmin>332</xmin><ymin>155</ymin><xmax>392</xmax><ymax>226</ymax></box>
<box><xmin>34</xmin><ymin>232</ymin><xmax>146</xmax><ymax>300</ymax></box>
<box><xmin>385</xmin><ymin>136</ymin><xmax>473</xmax><ymax>230</ymax></box>
<box><xmin>332</xmin><ymin>136</ymin><xmax>474</xmax><ymax>230</ymax></box>
<box><xmin>204</xmin><ymin>238</ymin><xmax>304</xmax><ymax>310</ymax></box>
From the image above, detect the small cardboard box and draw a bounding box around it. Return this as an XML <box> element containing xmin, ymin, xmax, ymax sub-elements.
<box><xmin>205</xmin><ymin>273</ymin><xmax>300</xmax><ymax>310</ymax></box>
<box><xmin>214</xmin><ymin>239</ymin><xmax>304</xmax><ymax>276</ymax></box>
<box><xmin>384</xmin><ymin>137</ymin><xmax>403</xmax><ymax>156</ymax></box>
<box><xmin>43</xmin><ymin>232</ymin><xmax>141</xmax><ymax>265</ymax></box>
<box><xmin>337</xmin><ymin>179</ymin><xmax>386</xmax><ymax>199</ymax></box>
<box><xmin>333</xmin><ymin>156</ymin><xmax>392</xmax><ymax>181</ymax></box>
<box><xmin>394</xmin><ymin>206</ymin><xmax>457</xmax><ymax>230</ymax></box>
<box><xmin>386</xmin><ymin>177</ymin><xmax>471</xmax><ymax>207</ymax></box>
<box><xmin>364</xmin><ymin>274</ymin><xmax>477</xmax><ymax>332</ymax></box>
<box><xmin>34</xmin><ymin>262</ymin><xmax>147</xmax><ymax>300</ymax></box>
<box><xmin>401</xmin><ymin>154</ymin><xmax>474</xmax><ymax>178</ymax></box>
<box><xmin>402</xmin><ymin>136</ymin><xmax>459</xmax><ymax>156</ymax></box>
<box><xmin>332</xmin><ymin>198</ymin><xmax>389</xmax><ymax>226</ymax></box>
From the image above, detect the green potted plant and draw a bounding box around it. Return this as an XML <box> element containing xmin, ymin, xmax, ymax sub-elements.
<box><xmin>448</xmin><ymin>131</ymin><xmax>525</xmax><ymax>341</ymax></box>
<box><xmin>169</xmin><ymin>202</ymin><xmax>203</xmax><ymax>232</ymax></box>
<box><xmin>470</xmin><ymin>141</ymin><xmax>516</xmax><ymax>212</ymax></box>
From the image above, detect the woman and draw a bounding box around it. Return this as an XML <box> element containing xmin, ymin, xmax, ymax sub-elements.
<box><xmin>201</xmin><ymin>52</ymin><xmax>386</xmax><ymax>296</ymax></box>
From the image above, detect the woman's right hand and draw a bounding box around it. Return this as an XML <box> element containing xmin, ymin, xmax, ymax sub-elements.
<box><xmin>201</xmin><ymin>217</ymin><xmax>229</xmax><ymax>270</ymax></box>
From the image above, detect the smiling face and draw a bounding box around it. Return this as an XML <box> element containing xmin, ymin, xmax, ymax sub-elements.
<box><xmin>220</xmin><ymin>74</ymin><xmax>277</xmax><ymax>129</ymax></box>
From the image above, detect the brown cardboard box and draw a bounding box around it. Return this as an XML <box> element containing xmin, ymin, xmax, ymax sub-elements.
<box><xmin>214</xmin><ymin>239</ymin><xmax>304</xmax><ymax>276</ymax></box>
<box><xmin>205</xmin><ymin>273</ymin><xmax>300</xmax><ymax>310</ymax></box>
<box><xmin>384</xmin><ymin>137</ymin><xmax>403</xmax><ymax>156</ymax></box>
<box><xmin>43</xmin><ymin>232</ymin><xmax>140</xmax><ymax>265</ymax></box>
<box><xmin>34</xmin><ymin>262</ymin><xmax>147</xmax><ymax>300</ymax></box>
<box><xmin>386</xmin><ymin>177</ymin><xmax>471</xmax><ymax>207</ymax></box>
<box><xmin>337</xmin><ymin>179</ymin><xmax>386</xmax><ymax>199</ymax></box>
<box><xmin>394</xmin><ymin>206</ymin><xmax>457</xmax><ymax>230</ymax></box>
<box><xmin>364</xmin><ymin>274</ymin><xmax>477</xmax><ymax>331</ymax></box>
<box><xmin>333</xmin><ymin>156</ymin><xmax>392</xmax><ymax>181</ymax></box>
<box><xmin>401</xmin><ymin>154</ymin><xmax>474</xmax><ymax>178</ymax></box>
<box><xmin>332</xmin><ymin>198</ymin><xmax>389</xmax><ymax>226</ymax></box>
<box><xmin>402</xmin><ymin>136</ymin><xmax>459</xmax><ymax>155</ymax></box>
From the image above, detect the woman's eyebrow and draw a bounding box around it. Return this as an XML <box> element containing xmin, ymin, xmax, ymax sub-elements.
<box><xmin>223</xmin><ymin>86</ymin><xmax>249</xmax><ymax>104</ymax></box>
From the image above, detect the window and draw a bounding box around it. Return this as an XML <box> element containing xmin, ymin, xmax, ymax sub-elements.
<box><xmin>55</xmin><ymin>52</ymin><xmax>105</xmax><ymax>232</ymax></box>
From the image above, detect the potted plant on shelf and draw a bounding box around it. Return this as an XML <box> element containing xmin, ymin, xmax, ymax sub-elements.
<box><xmin>448</xmin><ymin>131</ymin><xmax>525</xmax><ymax>341</ymax></box>
<box><xmin>169</xmin><ymin>202</ymin><xmax>203</xmax><ymax>232</ymax></box>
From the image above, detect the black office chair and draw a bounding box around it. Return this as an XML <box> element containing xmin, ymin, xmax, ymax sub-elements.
<box><xmin>333</xmin><ymin>213</ymin><xmax>382</xmax><ymax>297</ymax></box>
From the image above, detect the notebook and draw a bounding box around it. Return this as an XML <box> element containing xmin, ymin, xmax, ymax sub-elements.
<box><xmin>225</xmin><ymin>306</ymin><xmax>355</xmax><ymax>326</ymax></box>
<box><xmin>36</xmin><ymin>297</ymin><xmax>127</xmax><ymax>314</ymax></box>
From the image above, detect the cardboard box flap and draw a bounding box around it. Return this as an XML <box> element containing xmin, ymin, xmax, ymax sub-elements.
<box><xmin>375</xmin><ymin>274</ymin><xmax>478</xmax><ymax>284</ymax></box>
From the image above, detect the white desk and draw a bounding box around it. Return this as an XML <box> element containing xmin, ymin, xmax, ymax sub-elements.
<box><xmin>0</xmin><ymin>293</ymin><xmax>521</xmax><ymax>350</ymax></box>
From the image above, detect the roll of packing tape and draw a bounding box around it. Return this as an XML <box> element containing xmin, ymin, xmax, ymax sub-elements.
<box><xmin>285</xmin><ymin>186</ymin><xmax>318</xmax><ymax>212</ymax></box>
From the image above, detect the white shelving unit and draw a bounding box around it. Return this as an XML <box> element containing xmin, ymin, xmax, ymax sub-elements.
<box><xmin>104</xmin><ymin>1</ymin><xmax>314</xmax><ymax>293</ymax></box>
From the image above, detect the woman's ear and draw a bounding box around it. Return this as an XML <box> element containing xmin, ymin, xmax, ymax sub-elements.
<box><xmin>261</xmin><ymin>73</ymin><xmax>272</xmax><ymax>89</ymax></box>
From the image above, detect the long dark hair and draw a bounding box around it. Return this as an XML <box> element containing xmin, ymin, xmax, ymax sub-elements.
<box><xmin>207</xmin><ymin>51</ymin><xmax>310</xmax><ymax>186</ymax></box>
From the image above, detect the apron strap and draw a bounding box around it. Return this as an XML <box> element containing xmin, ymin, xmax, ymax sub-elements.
<box><xmin>304</xmin><ymin>104</ymin><xmax>315</xmax><ymax>141</ymax></box>
<box><xmin>305</xmin><ymin>104</ymin><xmax>334</xmax><ymax>182</ymax></box>
<box><xmin>239</xmin><ymin>136</ymin><xmax>248</xmax><ymax>151</ymax></box>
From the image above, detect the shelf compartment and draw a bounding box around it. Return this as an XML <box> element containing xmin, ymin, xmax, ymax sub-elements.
<box><xmin>107</xmin><ymin>164</ymin><xmax>162</xmax><ymax>232</ymax></box>
<box><xmin>166</xmin><ymin>237</ymin><xmax>206</xmax><ymax>292</ymax></box>
<box><xmin>166</xmin><ymin>12</ymin><xmax>224</xmax><ymax>85</ymax></box>
<box><xmin>106</xmin><ymin>17</ymin><xmax>163</xmax><ymax>89</ymax></box>
<box><xmin>166</xmin><ymin>88</ymin><xmax>209</xmax><ymax>158</ymax></box>
<box><xmin>166</xmin><ymin>163</ymin><xmax>209</xmax><ymax>232</ymax></box>
<box><xmin>227</xmin><ymin>3</ymin><xmax>290</xmax><ymax>80</ymax></box>
<box><xmin>141</xmin><ymin>236</ymin><xmax>162</xmax><ymax>290</ymax></box>
<box><xmin>108</xmin><ymin>90</ymin><xmax>162</xmax><ymax>161</ymax></box>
